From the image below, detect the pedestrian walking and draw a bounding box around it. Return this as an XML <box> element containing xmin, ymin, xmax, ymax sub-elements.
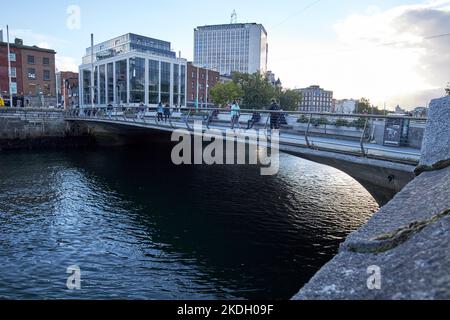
<box><xmin>230</xmin><ymin>100</ymin><xmax>241</xmax><ymax>129</ymax></box>
<box><xmin>157</xmin><ymin>102</ymin><xmax>164</xmax><ymax>122</ymax></box>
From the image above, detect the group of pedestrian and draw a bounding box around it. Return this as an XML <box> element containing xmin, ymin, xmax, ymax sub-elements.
<box><xmin>156</xmin><ymin>102</ymin><xmax>172</xmax><ymax>123</ymax></box>
<box><xmin>228</xmin><ymin>99</ymin><xmax>282</xmax><ymax>130</ymax></box>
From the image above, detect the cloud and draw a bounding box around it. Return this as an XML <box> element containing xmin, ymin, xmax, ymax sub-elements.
<box><xmin>272</xmin><ymin>1</ymin><xmax>450</xmax><ymax>109</ymax></box>
<box><xmin>8</xmin><ymin>29</ymin><xmax>69</xmax><ymax>49</ymax></box>
<box><xmin>331</xmin><ymin>1</ymin><xmax>450</xmax><ymax>108</ymax></box>
<box><xmin>56</xmin><ymin>56</ymin><xmax>79</xmax><ymax>72</ymax></box>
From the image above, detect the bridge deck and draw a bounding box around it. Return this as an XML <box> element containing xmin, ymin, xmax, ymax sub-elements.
<box><xmin>65</xmin><ymin>115</ymin><xmax>421</xmax><ymax>165</ymax></box>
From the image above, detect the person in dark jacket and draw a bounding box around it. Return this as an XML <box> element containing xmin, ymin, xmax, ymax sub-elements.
<box><xmin>164</xmin><ymin>103</ymin><xmax>171</xmax><ymax>122</ymax></box>
<box><xmin>269</xmin><ymin>99</ymin><xmax>280</xmax><ymax>129</ymax></box>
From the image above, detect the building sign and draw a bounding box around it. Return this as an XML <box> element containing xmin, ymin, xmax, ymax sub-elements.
<box><xmin>383</xmin><ymin>118</ymin><xmax>404</xmax><ymax>147</ymax></box>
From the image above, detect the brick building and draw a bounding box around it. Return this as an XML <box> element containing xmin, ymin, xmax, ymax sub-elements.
<box><xmin>296</xmin><ymin>85</ymin><xmax>333</xmax><ymax>113</ymax></box>
<box><xmin>187</xmin><ymin>62</ymin><xmax>220</xmax><ymax>108</ymax></box>
<box><xmin>57</xmin><ymin>71</ymin><xmax>79</xmax><ymax>109</ymax></box>
<box><xmin>0</xmin><ymin>38</ymin><xmax>56</xmax><ymax>106</ymax></box>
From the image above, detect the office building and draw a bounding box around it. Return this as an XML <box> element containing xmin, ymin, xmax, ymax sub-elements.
<box><xmin>334</xmin><ymin>99</ymin><xmax>357</xmax><ymax>114</ymax></box>
<box><xmin>79</xmin><ymin>33</ymin><xmax>187</xmax><ymax>107</ymax></box>
<box><xmin>194</xmin><ymin>23</ymin><xmax>268</xmax><ymax>76</ymax></box>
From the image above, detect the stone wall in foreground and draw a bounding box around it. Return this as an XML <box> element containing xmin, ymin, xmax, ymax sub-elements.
<box><xmin>293</xmin><ymin>96</ymin><xmax>450</xmax><ymax>300</ymax></box>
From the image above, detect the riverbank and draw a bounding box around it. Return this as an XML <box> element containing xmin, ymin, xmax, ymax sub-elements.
<box><xmin>0</xmin><ymin>108</ymin><xmax>94</xmax><ymax>151</ymax></box>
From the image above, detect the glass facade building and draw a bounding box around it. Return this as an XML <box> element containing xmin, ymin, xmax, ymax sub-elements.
<box><xmin>79</xmin><ymin>33</ymin><xmax>186</xmax><ymax>108</ymax></box>
<box><xmin>194</xmin><ymin>23</ymin><xmax>268</xmax><ymax>76</ymax></box>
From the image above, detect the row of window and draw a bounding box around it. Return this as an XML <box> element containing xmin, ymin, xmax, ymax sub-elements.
<box><xmin>28</xmin><ymin>69</ymin><xmax>51</xmax><ymax>81</ymax></box>
<box><xmin>8</xmin><ymin>67</ymin><xmax>51</xmax><ymax>81</ymax></box>
<box><xmin>82</xmin><ymin>58</ymin><xmax>186</xmax><ymax>106</ymax></box>
<box><xmin>8</xmin><ymin>53</ymin><xmax>50</xmax><ymax>65</ymax></box>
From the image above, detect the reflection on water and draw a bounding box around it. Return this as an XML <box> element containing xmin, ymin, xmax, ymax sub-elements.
<box><xmin>0</xmin><ymin>144</ymin><xmax>378</xmax><ymax>299</ymax></box>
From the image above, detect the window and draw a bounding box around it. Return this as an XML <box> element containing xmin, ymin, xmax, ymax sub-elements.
<box><xmin>9</xmin><ymin>53</ymin><xmax>16</xmax><ymax>62</ymax></box>
<box><xmin>160</xmin><ymin>62</ymin><xmax>170</xmax><ymax>104</ymax></box>
<box><xmin>115</xmin><ymin>60</ymin><xmax>127</xmax><ymax>104</ymax></box>
<box><xmin>43</xmin><ymin>70</ymin><xmax>51</xmax><ymax>81</ymax></box>
<box><xmin>129</xmin><ymin>57</ymin><xmax>145</xmax><ymax>104</ymax></box>
<box><xmin>10</xmin><ymin>67</ymin><xmax>16</xmax><ymax>78</ymax></box>
<box><xmin>107</xmin><ymin>63</ymin><xmax>114</xmax><ymax>104</ymax></box>
<box><xmin>99</xmin><ymin>65</ymin><xmax>106</xmax><ymax>104</ymax></box>
<box><xmin>27</xmin><ymin>55</ymin><xmax>35</xmax><ymax>64</ymax></box>
<box><xmin>28</xmin><ymin>68</ymin><xmax>36</xmax><ymax>79</ymax></box>
<box><xmin>82</xmin><ymin>69</ymin><xmax>91</xmax><ymax>105</ymax></box>
<box><xmin>149</xmin><ymin>60</ymin><xmax>159</xmax><ymax>104</ymax></box>
<box><xmin>43</xmin><ymin>57</ymin><xmax>50</xmax><ymax>65</ymax></box>
<box><xmin>173</xmin><ymin>64</ymin><xmax>179</xmax><ymax>105</ymax></box>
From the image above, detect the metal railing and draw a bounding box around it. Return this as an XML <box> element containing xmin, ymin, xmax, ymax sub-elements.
<box><xmin>64</xmin><ymin>106</ymin><xmax>427</xmax><ymax>164</ymax></box>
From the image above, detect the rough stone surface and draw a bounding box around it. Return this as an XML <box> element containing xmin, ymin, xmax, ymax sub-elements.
<box><xmin>293</xmin><ymin>166</ymin><xmax>450</xmax><ymax>300</ymax></box>
<box><xmin>419</xmin><ymin>96</ymin><xmax>450</xmax><ymax>168</ymax></box>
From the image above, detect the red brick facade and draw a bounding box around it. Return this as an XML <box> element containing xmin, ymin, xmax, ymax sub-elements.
<box><xmin>187</xmin><ymin>62</ymin><xmax>220</xmax><ymax>107</ymax></box>
<box><xmin>0</xmin><ymin>39</ymin><xmax>56</xmax><ymax>106</ymax></box>
<box><xmin>58</xmin><ymin>71</ymin><xmax>79</xmax><ymax>109</ymax></box>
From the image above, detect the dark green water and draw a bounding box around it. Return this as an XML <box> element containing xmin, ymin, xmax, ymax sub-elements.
<box><xmin>0</xmin><ymin>144</ymin><xmax>378</xmax><ymax>299</ymax></box>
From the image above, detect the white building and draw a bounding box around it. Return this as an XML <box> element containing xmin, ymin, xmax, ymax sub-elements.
<box><xmin>194</xmin><ymin>23</ymin><xmax>268</xmax><ymax>76</ymax></box>
<box><xmin>334</xmin><ymin>99</ymin><xmax>357</xmax><ymax>114</ymax></box>
<box><xmin>79</xmin><ymin>33</ymin><xmax>187</xmax><ymax>108</ymax></box>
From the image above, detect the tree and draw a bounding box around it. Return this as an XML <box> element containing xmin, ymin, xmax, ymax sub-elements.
<box><xmin>278</xmin><ymin>89</ymin><xmax>302</xmax><ymax>111</ymax></box>
<box><xmin>446</xmin><ymin>83</ymin><xmax>450</xmax><ymax>96</ymax></box>
<box><xmin>209</xmin><ymin>82</ymin><xmax>244</xmax><ymax>107</ymax></box>
<box><xmin>232</xmin><ymin>72</ymin><xmax>277</xmax><ymax>109</ymax></box>
<box><xmin>355</xmin><ymin>98</ymin><xmax>384</xmax><ymax>115</ymax></box>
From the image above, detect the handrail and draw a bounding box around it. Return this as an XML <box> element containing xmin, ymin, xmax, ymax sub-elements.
<box><xmin>63</xmin><ymin>106</ymin><xmax>428</xmax><ymax>121</ymax></box>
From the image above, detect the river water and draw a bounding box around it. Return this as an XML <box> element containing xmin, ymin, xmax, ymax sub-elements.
<box><xmin>0</xmin><ymin>144</ymin><xmax>378</xmax><ymax>299</ymax></box>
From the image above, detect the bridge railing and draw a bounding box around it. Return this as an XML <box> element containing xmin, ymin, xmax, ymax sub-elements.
<box><xmin>64</xmin><ymin>106</ymin><xmax>427</xmax><ymax>164</ymax></box>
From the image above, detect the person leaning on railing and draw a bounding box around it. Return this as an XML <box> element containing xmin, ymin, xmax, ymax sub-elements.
<box><xmin>269</xmin><ymin>99</ymin><xmax>281</xmax><ymax>129</ymax></box>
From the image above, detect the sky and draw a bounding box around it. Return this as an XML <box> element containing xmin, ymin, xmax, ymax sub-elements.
<box><xmin>2</xmin><ymin>0</ymin><xmax>449</xmax><ymax>110</ymax></box>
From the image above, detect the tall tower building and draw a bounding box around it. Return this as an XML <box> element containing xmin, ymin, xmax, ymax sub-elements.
<box><xmin>194</xmin><ymin>23</ymin><xmax>268</xmax><ymax>76</ymax></box>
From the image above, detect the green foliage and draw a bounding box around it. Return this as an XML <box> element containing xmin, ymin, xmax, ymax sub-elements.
<box><xmin>278</xmin><ymin>89</ymin><xmax>302</xmax><ymax>111</ymax></box>
<box><xmin>209</xmin><ymin>82</ymin><xmax>244</xmax><ymax>107</ymax></box>
<box><xmin>232</xmin><ymin>72</ymin><xmax>277</xmax><ymax>109</ymax></box>
<box><xmin>335</xmin><ymin>119</ymin><xmax>350</xmax><ymax>127</ymax></box>
<box><xmin>446</xmin><ymin>83</ymin><xmax>450</xmax><ymax>96</ymax></box>
<box><xmin>297</xmin><ymin>115</ymin><xmax>309</xmax><ymax>123</ymax></box>
<box><xmin>351</xmin><ymin>117</ymin><xmax>367</xmax><ymax>129</ymax></box>
<box><xmin>356</xmin><ymin>97</ymin><xmax>384</xmax><ymax>115</ymax></box>
<box><xmin>311</xmin><ymin>117</ymin><xmax>329</xmax><ymax>127</ymax></box>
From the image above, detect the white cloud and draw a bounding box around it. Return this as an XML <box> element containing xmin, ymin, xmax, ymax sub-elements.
<box><xmin>8</xmin><ymin>29</ymin><xmax>69</xmax><ymax>49</ymax></box>
<box><xmin>56</xmin><ymin>56</ymin><xmax>79</xmax><ymax>72</ymax></box>
<box><xmin>272</xmin><ymin>1</ymin><xmax>450</xmax><ymax>109</ymax></box>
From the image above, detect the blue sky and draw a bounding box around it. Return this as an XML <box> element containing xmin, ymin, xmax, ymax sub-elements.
<box><xmin>3</xmin><ymin>0</ymin><xmax>450</xmax><ymax>108</ymax></box>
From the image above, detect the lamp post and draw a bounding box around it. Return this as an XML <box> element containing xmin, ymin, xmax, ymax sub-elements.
<box><xmin>6</xmin><ymin>25</ymin><xmax>12</xmax><ymax>107</ymax></box>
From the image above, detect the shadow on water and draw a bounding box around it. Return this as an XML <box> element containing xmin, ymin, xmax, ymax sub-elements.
<box><xmin>0</xmin><ymin>141</ymin><xmax>379</xmax><ymax>300</ymax></box>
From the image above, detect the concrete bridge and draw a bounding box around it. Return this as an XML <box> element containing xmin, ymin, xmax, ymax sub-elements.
<box><xmin>64</xmin><ymin>107</ymin><xmax>425</xmax><ymax>205</ymax></box>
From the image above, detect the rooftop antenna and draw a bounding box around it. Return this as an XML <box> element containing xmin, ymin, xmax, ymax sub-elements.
<box><xmin>231</xmin><ymin>10</ymin><xmax>237</xmax><ymax>24</ymax></box>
